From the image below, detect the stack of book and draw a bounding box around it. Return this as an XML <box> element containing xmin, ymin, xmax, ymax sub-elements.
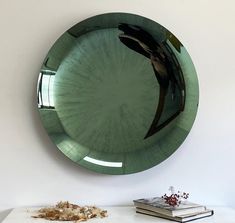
<box><xmin>133</xmin><ymin>197</ymin><xmax>214</xmax><ymax>222</ymax></box>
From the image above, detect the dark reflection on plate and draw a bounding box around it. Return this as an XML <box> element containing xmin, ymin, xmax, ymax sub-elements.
<box><xmin>37</xmin><ymin>13</ymin><xmax>199</xmax><ymax>174</ymax></box>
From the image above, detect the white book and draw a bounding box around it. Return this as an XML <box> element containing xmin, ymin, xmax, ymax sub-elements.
<box><xmin>133</xmin><ymin>197</ymin><xmax>206</xmax><ymax>217</ymax></box>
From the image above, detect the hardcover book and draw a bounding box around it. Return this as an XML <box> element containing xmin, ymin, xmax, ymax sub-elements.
<box><xmin>136</xmin><ymin>207</ymin><xmax>214</xmax><ymax>223</ymax></box>
<box><xmin>133</xmin><ymin>197</ymin><xmax>206</xmax><ymax>217</ymax></box>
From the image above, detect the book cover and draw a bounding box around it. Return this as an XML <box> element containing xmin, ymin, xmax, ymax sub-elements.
<box><xmin>133</xmin><ymin>197</ymin><xmax>206</xmax><ymax>217</ymax></box>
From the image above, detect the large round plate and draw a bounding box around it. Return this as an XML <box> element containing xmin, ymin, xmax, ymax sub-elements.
<box><xmin>37</xmin><ymin>13</ymin><xmax>199</xmax><ymax>174</ymax></box>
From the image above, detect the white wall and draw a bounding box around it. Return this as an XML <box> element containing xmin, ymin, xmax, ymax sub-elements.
<box><xmin>0</xmin><ymin>0</ymin><xmax>235</xmax><ymax>220</ymax></box>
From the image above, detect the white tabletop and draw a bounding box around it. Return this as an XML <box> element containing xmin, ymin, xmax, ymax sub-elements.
<box><xmin>2</xmin><ymin>206</ymin><xmax>235</xmax><ymax>223</ymax></box>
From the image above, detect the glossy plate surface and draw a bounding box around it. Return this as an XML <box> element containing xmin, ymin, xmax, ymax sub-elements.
<box><xmin>37</xmin><ymin>13</ymin><xmax>199</xmax><ymax>174</ymax></box>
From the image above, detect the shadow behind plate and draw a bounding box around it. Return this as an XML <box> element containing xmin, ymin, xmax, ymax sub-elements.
<box><xmin>37</xmin><ymin>13</ymin><xmax>199</xmax><ymax>174</ymax></box>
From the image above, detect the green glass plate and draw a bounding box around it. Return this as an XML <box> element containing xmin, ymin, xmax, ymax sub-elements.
<box><xmin>37</xmin><ymin>13</ymin><xmax>199</xmax><ymax>174</ymax></box>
